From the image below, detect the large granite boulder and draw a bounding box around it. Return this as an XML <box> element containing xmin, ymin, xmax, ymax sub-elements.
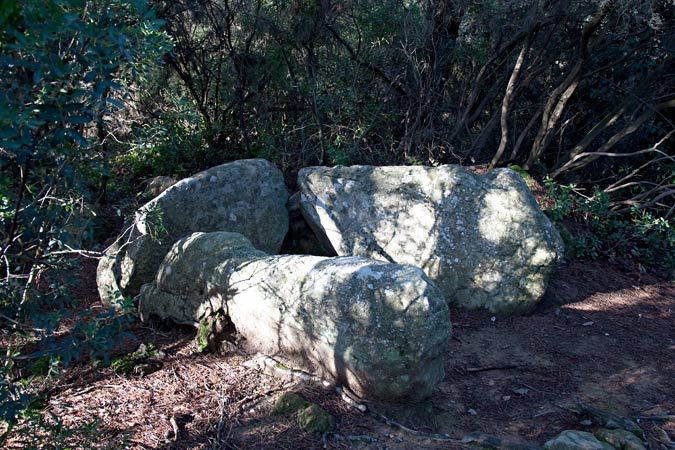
<box><xmin>97</xmin><ymin>159</ymin><xmax>288</xmax><ymax>305</ymax></box>
<box><xmin>298</xmin><ymin>165</ymin><xmax>564</xmax><ymax>314</ymax></box>
<box><xmin>138</xmin><ymin>232</ymin><xmax>451</xmax><ymax>402</ymax></box>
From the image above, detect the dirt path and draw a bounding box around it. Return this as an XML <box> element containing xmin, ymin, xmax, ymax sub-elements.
<box><xmin>11</xmin><ymin>259</ymin><xmax>675</xmax><ymax>449</ymax></box>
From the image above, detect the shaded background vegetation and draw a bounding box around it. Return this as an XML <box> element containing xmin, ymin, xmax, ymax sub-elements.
<box><xmin>1</xmin><ymin>0</ymin><xmax>674</xmax><ymax>446</ymax></box>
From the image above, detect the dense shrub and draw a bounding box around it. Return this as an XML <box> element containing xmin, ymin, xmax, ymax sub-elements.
<box><xmin>543</xmin><ymin>178</ymin><xmax>675</xmax><ymax>277</ymax></box>
<box><xmin>0</xmin><ymin>0</ymin><xmax>170</xmax><ymax>444</ymax></box>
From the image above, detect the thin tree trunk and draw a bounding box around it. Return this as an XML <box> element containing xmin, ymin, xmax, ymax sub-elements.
<box><xmin>525</xmin><ymin>0</ymin><xmax>614</xmax><ymax>169</ymax></box>
<box><xmin>490</xmin><ymin>33</ymin><xmax>532</xmax><ymax>169</ymax></box>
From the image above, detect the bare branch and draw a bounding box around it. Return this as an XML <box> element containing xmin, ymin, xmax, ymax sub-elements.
<box><xmin>553</xmin><ymin>114</ymin><xmax>675</xmax><ymax>177</ymax></box>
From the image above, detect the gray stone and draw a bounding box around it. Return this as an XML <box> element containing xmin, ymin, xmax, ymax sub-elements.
<box><xmin>97</xmin><ymin>159</ymin><xmax>288</xmax><ymax>305</ymax></box>
<box><xmin>543</xmin><ymin>430</ymin><xmax>615</xmax><ymax>450</ymax></box>
<box><xmin>138</xmin><ymin>231</ymin><xmax>451</xmax><ymax>402</ymax></box>
<box><xmin>297</xmin><ymin>404</ymin><xmax>335</xmax><ymax>434</ymax></box>
<box><xmin>298</xmin><ymin>165</ymin><xmax>564</xmax><ymax>314</ymax></box>
<box><xmin>272</xmin><ymin>392</ymin><xmax>309</xmax><ymax>415</ymax></box>
<box><xmin>595</xmin><ymin>429</ymin><xmax>646</xmax><ymax>450</ymax></box>
<box><xmin>462</xmin><ymin>431</ymin><xmax>541</xmax><ymax>450</ymax></box>
<box><xmin>143</xmin><ymin>175</ymin><xmax>177</xmax><ymax>197</ymax></box>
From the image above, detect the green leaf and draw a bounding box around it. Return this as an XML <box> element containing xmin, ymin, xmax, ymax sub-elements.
<box><xmin>64</xmin><ymin>115</ymin><xmax>92</xmax><ymax>125</ymax></box>
<box><xmin>106</xmin><ymin>98</ymin><xmax>124</xmax><ymax>109</ymax></box>
<box><xmin>0</xmin><ymin>127</ymin><xmax>17</xmax><ymax>139</ymax></box>
<box><xmin>64</xmin><ymin>129</ymin><xmax>89</xmax><ymax>146</ymax></box>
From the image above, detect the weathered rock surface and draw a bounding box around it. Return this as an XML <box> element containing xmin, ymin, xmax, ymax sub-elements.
<box><xmin>297</xmin><ymin>404</ymin><xmax>335</xmax><ymax>434</ymax></box>
<box><xmin>97</xmin><ymin>159</ymin><xmax>288</xmax><ymax>305</ymax></box>
<box><xmin>143</xmin><ymin>175</ymin><xmax>177</xmax><ymax>197</ymax></box>
<box><xmin>138</xmin><ymin>231</ymin><xmax>451</xmax><ymax>402</ymax></box>
<box><xmin>298</xmin><ymin>165</ymin><xmax>564</xmax><ymax>314</ymax></box>
<box><xmin>543</xmin><ymin>430</ymin><xmax>615</xmax><ymax>450</ymax></box>
<box><xmin>595</xmin><ymin>429</ymin><xmax>646</xmax><ymax>450</ymax></box>
<box><xmin>280</xmin><ymin>192</ymin><xmax>337</xmax><ymax>256</ymax></box>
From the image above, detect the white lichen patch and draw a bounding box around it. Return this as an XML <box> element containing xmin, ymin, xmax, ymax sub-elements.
<box><xmin>355</xmin><ymin>266</ymin><xmax>384</xmax><ymax>281</ymax></box>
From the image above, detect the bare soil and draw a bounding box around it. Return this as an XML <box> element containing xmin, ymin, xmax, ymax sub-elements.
<box><xmin>5</xmin><ymin>256</ymin><xmax>675</xmax><ymax>450</ymax></box>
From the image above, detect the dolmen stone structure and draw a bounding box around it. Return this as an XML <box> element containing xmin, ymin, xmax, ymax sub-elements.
<box><xmin>298</xmin><ymin>165</ymin><xmax>564</xmax><ymax>314</ymax></box>
<box><xmin>97</xmin><ymin>159</ymin><xmax>564</xmax><ymax>402</ymax></box>
<box><xmin>97</xmin><ymin>159</ymin><xmax>289</xmax><ymax>305</ymax></box>
<box><xmin>138</xmin><ymin>232</ymin><xmax>451</xmax><ymax>402</ymax></box>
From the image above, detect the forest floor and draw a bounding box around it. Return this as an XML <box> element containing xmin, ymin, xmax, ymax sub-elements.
<box><xmin>7</xmin><ymin>255</ymin><xmax>673</xmax><ymax>449</ymax></box>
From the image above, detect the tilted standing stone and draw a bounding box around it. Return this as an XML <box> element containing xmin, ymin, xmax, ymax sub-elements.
<box><xmin>97</xmin><ymin>159</ymin><xmax>288</xmax><ymax>306</ymax></box>
<box><xmin>138</xmin><ymin>232</ymin><xmax>451</xmax><ymax>402</ymax></box>
<box><xmin>298</xmin><ymin>165</ymin><xmax>564</xmax><ymax>314</ymax></box>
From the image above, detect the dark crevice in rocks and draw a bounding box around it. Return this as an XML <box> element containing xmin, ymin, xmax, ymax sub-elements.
<box><xmin>280</xmin><ymin>192</ymin><xmax>337</xmax><ymax>257</ymax></box>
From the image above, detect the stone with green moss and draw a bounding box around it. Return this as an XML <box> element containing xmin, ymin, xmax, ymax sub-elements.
<box><xmin>298</xmin><ymin>165</ymin><xmax>564</xmax><ymax>315</ymax></box>
<box><xmin>96</xmin><ymin>159</ymin><xmax>289</xmax><ymax>307</ymax></box>
<box><xmin>138</xmin><ymin>231</ymin><xmax>451</xmax><ymax>402</ymax></box>
<box><xmin>194</xmin><ymin>311</ymin><xmax>231</xmax><ymax>354</ymax></box>
<box><xmin>543</xmin><ymin>430</ymin><xmax>615</xmax><ymax>450</ymax></box>
<box><xmin>111</xmin><ymin>343</ymin><xmax>163</xmax><ymax>375</ymax></box>
<box><xmin>195</xmin><ymin>318</ymin><xmax>211</xmax><ymax>353</ymax></box>
<box><xmin>595</xmin><ymin>429</ymin><xmax>646</xmax><ymax>450</ymax></box>
<box><xmin>297</xmin><ymin>404</ymin><xmax>335</xmax><ymax>434</ymax></box>
<box><xmin>271</xmin><ymin>392</ymin><xmax>309</xmax><ymax>415</ymax></box>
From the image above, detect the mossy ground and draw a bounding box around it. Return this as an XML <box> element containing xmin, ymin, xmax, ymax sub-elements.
<box><xmin>110</xmin><ymin>343</ymin><xmax>163</xmax><ymax>375</ymax></box>
<box><xmin>271</xmin><ymin>392</ymin><xmax>309</xmax><ymax>415</ymax></box>
<box><xmin>297</xmin><ymin>403</ymin><xmax>335</xmax><ymax>434</ymax></box>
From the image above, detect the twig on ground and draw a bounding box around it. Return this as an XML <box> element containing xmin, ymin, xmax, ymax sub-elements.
<box><xmin>461</xmin><ymin>431</ymin><xmax>541</xmax><ymax>450</ymax></box>
<box><xmin>329</xmin><ymin>433</ymin><xmax>379</xmax><ymax>444</ymax></box>
<box><xmin>70</xmin><ymin>384</ymin><xmax>122</xmax><ymax>397</ymax></box>
<box><xmin>336</xmin><ymin>386</ymin><xmax>368</xmax><ymax>412</ymax></box>
<box><xmin>518</xmin><ymin>382</ymin><xmax>557</xmax><ymax>395</ymax></box>
<box><xmin>214</xmin><ymin>392</ymin><xmax>230</xmax><ymax>446</ymax></box>
<box><xmin>635</xmin><ymin>415</ymin><xmax>675</xmax><ymax>421</ymax></box>
<box><xmin>368</xmin><ymin>410</ymin><xmax>470</xmax><ymax>446</ymax></box>
<box><xmin>232</xmin><ymin>386</ymin><xmax>290</xmax><ymax>414</ymax></box>
<box><xmin>554</xmin><ymin>402</ymin><xmax>581</xmax><ymax>414</ymax></box>
<box><xmin>125</xmin><ymin>440</ymin><xmax>152</xmax><ymax>449</ymax></box>
<box><xmin>168</xmin><ymin>415</ymin><xmax>179</xmax><ymax>441</ymax></box>
<box><xmin>466</xmin><ymin>365</ymin><xmax>519</xmax><ymax>373</ymax></box>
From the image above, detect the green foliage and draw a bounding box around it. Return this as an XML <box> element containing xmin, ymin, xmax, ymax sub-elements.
<box><xmin>110</xmin><ymin>342</ymin><xmax>162</xmax><ymax>375</ymax></box>
<box><xmin>0</xmin><ymin>291</ymin><xmax>137</xmax><ymax>446</ymax></box>
<box><xmin>194</xmin><ymin>311</ymin><xmax>227</xmax><ymax>354</ymax></box>
<box><xmin>0</xmin><ymin>0</ymin><xmax>171</xmax><ymax>269</ymax></box>
<box><xmin>1</xmin><ymin>403</ymin><xmax>105</xmax><ymax>450</ymax></box>
<box><xmin>544</xmin><ymin>178</ymin><xmax>675</xmax><ymax>276</ymax></box>
<box><xmin>143</xmin><ymin>203</ymin><xmax>168</xmax><ymax>243</ymax></box>
<box><xmin>156</xmin><ymin>0</ymin><xmax>674</xmax><ymax>219</ymax></box>
<box><xmin>114</xmin><ymin>89</ymin><xmax>210</xmax><ymax>185</ymax></box>
<box><xmin>0</xmin><ymin>0</ymin><xmax>170</xmax><ymax>445</ymax></box>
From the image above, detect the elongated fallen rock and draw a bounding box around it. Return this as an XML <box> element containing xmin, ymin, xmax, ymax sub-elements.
<box><xmin>138</xmin><ymin>232</ymin><xmax>451</xmax><ymax>402</ymax></box>
<box><xmin>97</xmin><ymin>159</ymin><xmax>288</xmax><ymax>306</ymax></box>
<box><xmin>298</xmin><ymin>165</ymin><xmax>564</xmax><ymax>314</ymax></box>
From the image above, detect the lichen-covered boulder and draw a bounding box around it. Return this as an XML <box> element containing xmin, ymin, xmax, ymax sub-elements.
<box><xmin>138</xmin><ymin>232</ymin><xmax>451</xmax><ymax>402</ymax></box>
<box><xmin>298</xmin><ymin>165</ymin><xmax>564</xmax><ymax>314</ymax></box>
<box><xmin>595</xmin><ymin>429</ymin><xmax>646</xmax><ymax>450</ymax></box>
<box><xmin>97</xmin><ymin>159</ymin><xmax>288</xmax><ymax>305</ymax></box>
<box><xmin>543</xmin><ymin>430</ymin><xmax>615</xmax><ymax>450</ymax></box>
